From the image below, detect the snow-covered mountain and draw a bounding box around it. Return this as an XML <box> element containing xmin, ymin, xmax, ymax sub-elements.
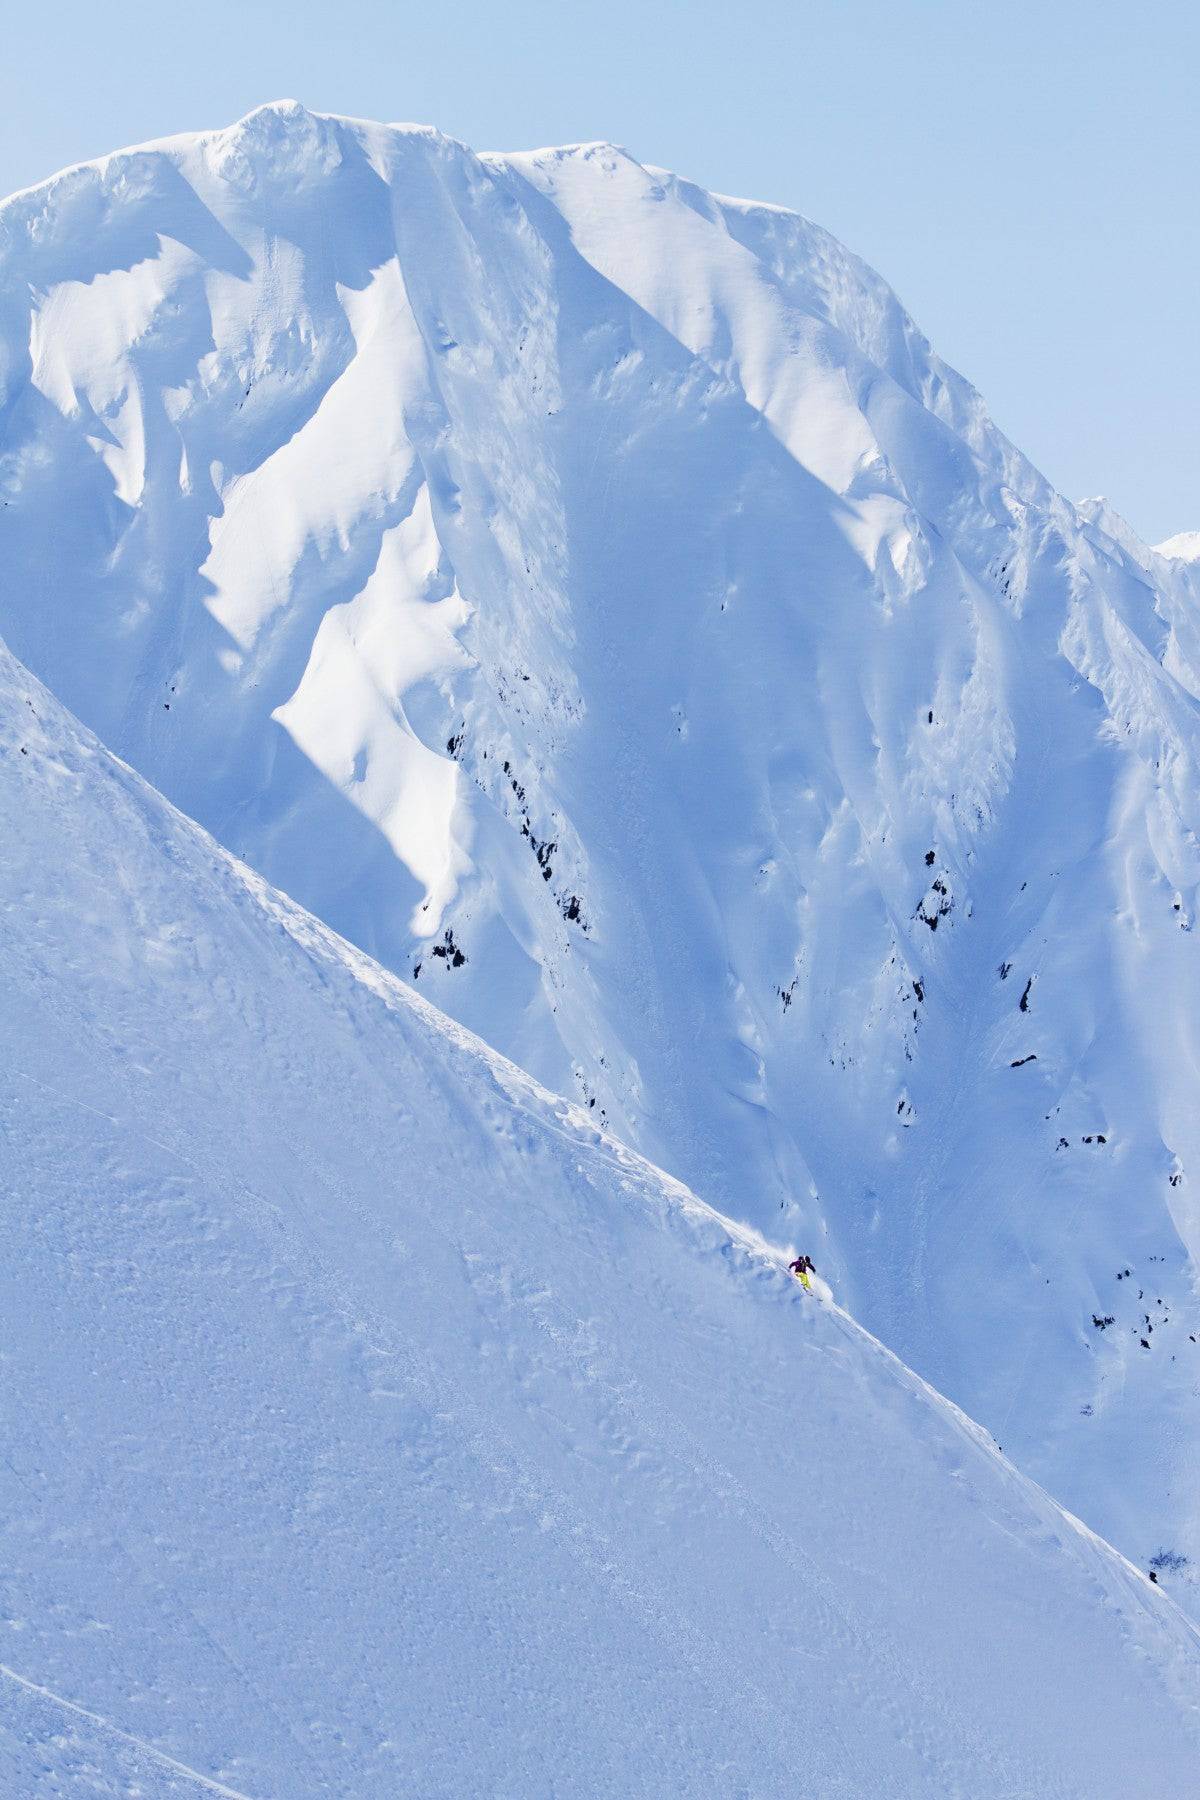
<box><xmin>1157</xmin><ymin>530</ymin><xmax>1200</xmax><ymax>565</ymax></box>
<box><xmin>4</xmin><ymin>636</ymin><xmax>1200</xmax><ymax>1796</ymax></box>
<box><xmin>4</xmin><ymin>101</ymin><xmax>1200</xmax><ymax>1607</ymax></box>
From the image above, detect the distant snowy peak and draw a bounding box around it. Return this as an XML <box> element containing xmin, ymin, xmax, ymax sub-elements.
<box><xmin>5</xmin><ymin>101</ymin><xmax>1200</xmax><ymax>1614</ymax></box>
<box><xmin>1156</xmin><ymin>530</ymin><xmax>1200</xmax><ymax>564</ymax></box>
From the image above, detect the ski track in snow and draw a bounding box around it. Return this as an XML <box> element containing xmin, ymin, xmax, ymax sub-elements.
<box><xmin>0</xmin><ymin>1662</ymin><xmax>260</xmax><ymax>1800</ymax></box>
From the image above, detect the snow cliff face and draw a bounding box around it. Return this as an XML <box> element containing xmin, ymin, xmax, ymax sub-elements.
<box><xmin>4</xmin><ymin>101</ymin><xmax>1200</xmax><ymax>1596</ymax></box>
<box><xmin>3</xmin><ymin>637</ymin><xmax>1200</xmax><ymax>1796</ymax></box>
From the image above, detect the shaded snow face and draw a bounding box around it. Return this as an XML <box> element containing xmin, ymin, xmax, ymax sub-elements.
<box><xmin>4</xmin><ymin>101</ymin><xmax>1200</xmax><ymax>1604</ymax></box>
<box><xmin>3</xmin><ymin>637</ymin><xmax>1200</xmax><ymax>1797</ymax></box>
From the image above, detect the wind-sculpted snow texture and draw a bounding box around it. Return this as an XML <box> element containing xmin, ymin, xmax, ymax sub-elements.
<box><xmin>4</xmin><ymin>640</ymin><xmax>1200</xmax><ymax>1795</ymax></box>
<box><xmin>4</xmin><ymin>102</ymin><xmax>1200</xmax><ymax>1601</ymax></box>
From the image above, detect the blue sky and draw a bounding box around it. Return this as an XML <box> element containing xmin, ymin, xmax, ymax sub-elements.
<box><xmin>3</xmin><ymin>0</ymin><xmax>1194</xmax><ymax>541</ymax></box>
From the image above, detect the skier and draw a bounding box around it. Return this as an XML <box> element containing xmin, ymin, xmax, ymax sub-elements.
<box><xmin>789</xmin><ymin>1254</ymin><xmax>816</xmax><ymax>1291</ymax></box>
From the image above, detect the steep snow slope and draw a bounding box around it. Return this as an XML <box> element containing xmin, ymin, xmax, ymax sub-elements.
<box><xmin>3</xmin><ymin>641</ymin><xmax>1200</xmax><ymax>1797</ymax></box>
<box><xmin>4</xmin><ymin>102</ymin><xmax>1200</xmax><ymax>1597</ymax></box>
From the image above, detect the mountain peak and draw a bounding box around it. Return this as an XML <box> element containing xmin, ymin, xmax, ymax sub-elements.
<box><xmin>1156</xmin><ymin>529</ymin><xmax>1200</xmax><ymax>563</ymax></box>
